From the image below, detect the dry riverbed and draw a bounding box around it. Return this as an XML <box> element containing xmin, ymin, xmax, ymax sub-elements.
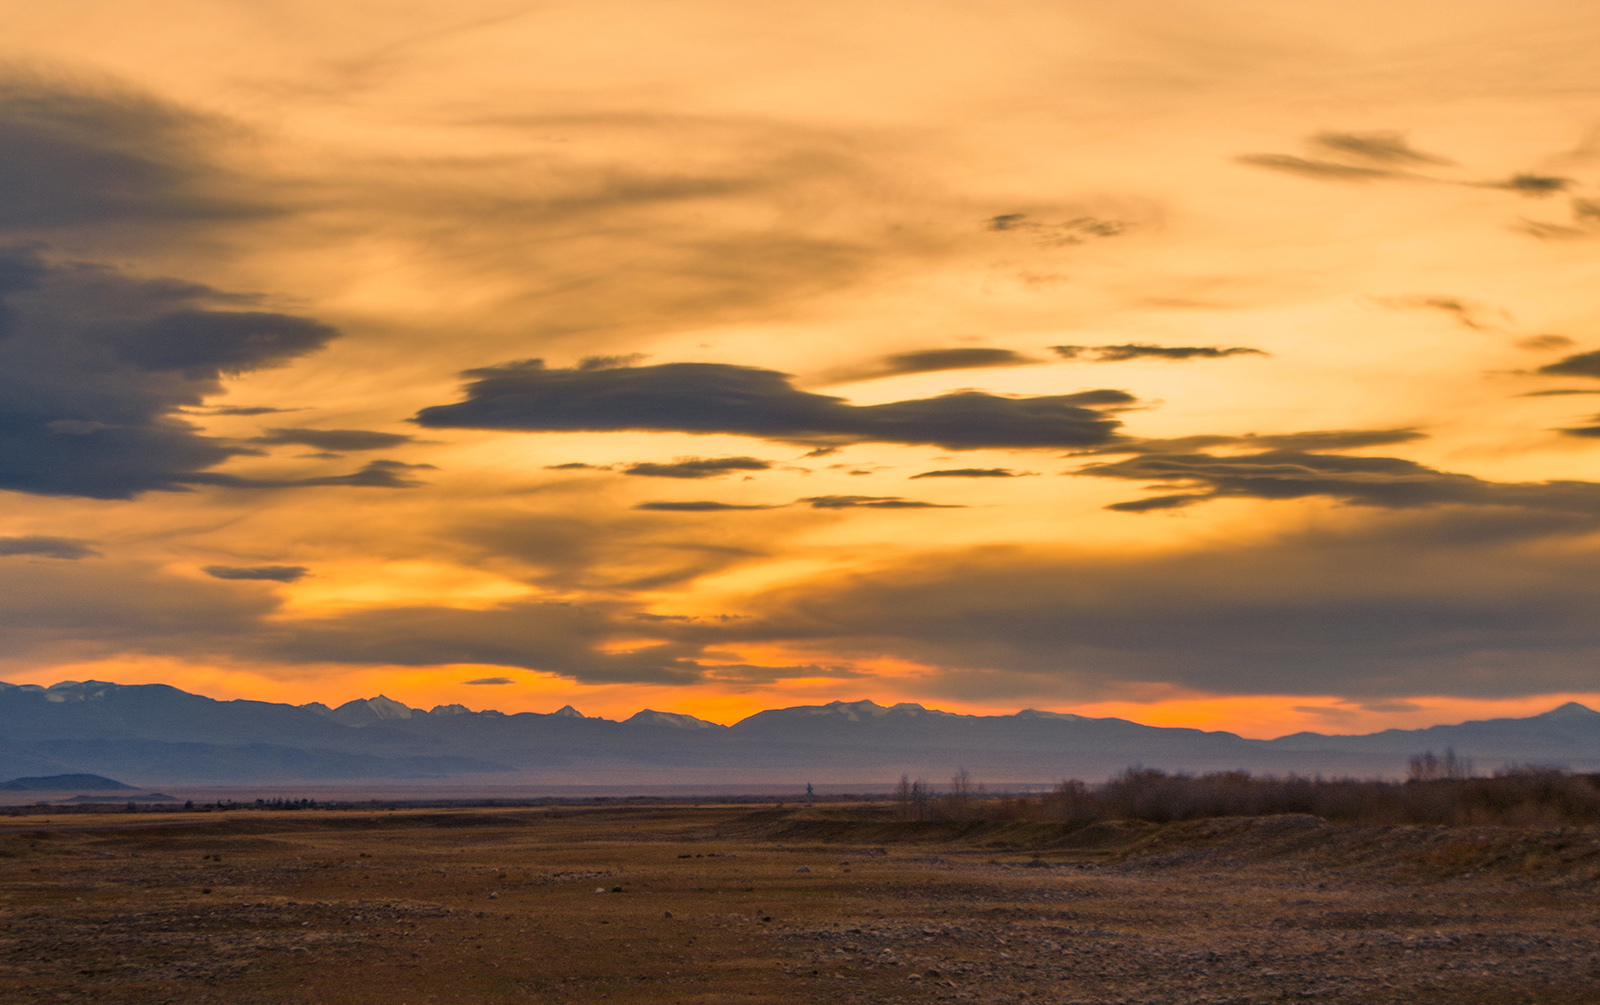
<box><xmin>3</xmin><ymin>805</ymin><xmax>1600</xmax><ymax>1003</ymax></box>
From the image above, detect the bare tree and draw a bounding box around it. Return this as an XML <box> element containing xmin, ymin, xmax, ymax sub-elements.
<box><xmin>1408</xmin><ymin>748</ymin><xmax>1473</xmax><ymax>781</ymax></box>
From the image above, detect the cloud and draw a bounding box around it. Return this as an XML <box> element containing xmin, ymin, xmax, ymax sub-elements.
<box><xmin>202</xmin><ymin>565</ymin><xmax>310</xmax><ymax>582</ymax></box>
<box><xmin>198</xmin><ymin>405</ymin><xmax>300</xmax><ymax>416</ymax></box>
<box><xmin>412</xmin><ymin>359</ymin><xmax>1133</xmax><ymax>450</ymax></box>
<box><xmin>1356</xmin><ymin>700</ymin><xmax>1424</xmax><ymax>713</ymax></box>
<box><xmin>798</xmin><ymin>495</ymin><xmax>960</xmax><ymax>509</ymax></box>
<box><xmin>1537</xmin><ymin>350</ymin><xmax>1600</xmax><ymax>379</ymax></box>
<box><xmin>250</xmin><ymin>428</ymin><xmax>417</xmax><ymax>451</ymax></box>
<box><xmin>1377</xmin><ymin>295</ymin><xmax>1505</xmax><ymax>331</ymax></box>
<box><xmin>1517</xmin><ymin>389</ymin><xmax>1600</xmax><ymax>397</ymax></box>
<box><xmin>186</xmin><ymin>459</ymin><xmax>434</xmax><ymax>490</ymax></box>
<box><xmin>0</xmin><ymin>72</ymin><xmax>269</xmax><ymax>235</ymax></box>
<box><xmin>1517</xmin><ymin>335</ymin><xmax>1575</xmax><ymax>351</ymax></box>
<box><xmin>0</xmin><ymin>536</ymin><xmax>99</xmax><ymax>560</ymax></box>
<box><xmin>634</xmin><ymin>501</ymin><xmax>777</xmax><ymax>511</ymax></box>
<box><xmin>822</xmin><ymin>347</ymin><xmax>1039</xmax><ymax>383</ymax></box>
<box><xmin>0</xmin><ymin>554</ymin><xmax>720</xmax><ymax>686</ymax></box>
<box><xmin>1078</xmin><ymin>450</ymin><xmax>1600</xmax><ymax>516</ymax></box>
<box><xmin>1483</xmin><ymin>174</ymin><xmax>1572</xmax><ymax>197</ymax></box>
<box><xmin>0</xmin><ymin>246</ymin><xmax>339</xmax><ymax>499</ymax></box>
<box><xmin>1311</xmin><ymin>131</ymin><xmax>1452</xmax><ymax>166</ymax></box>
<box><xmin>1513</xmin><ymin>220</ymin><xmax>1590</xmax><ymax>241</ymax></box>
<box><xmin>463</xmin><ymin>677</ymin><xmax>515</xmax><ymax>685</ymax></box>
<box><xmin>622</xmin><ymin>456</ymin><xmax>772</xmax><ymax>479</ymax></box>
<box><xmin>1236</xmin><ymin>154</ymin><xmax>1403</xmax><ymax>182</ymax></box>
<box><xmin>1240</xmin><ymin>134</ymin><xmax>1587</xmax><ymax>234</ymax></box>
<box><xmin>260</xmin><ymin>601</ymin><xmax>708</xmax><ymax>684</ymax></box>
<box><xmin>1074</xmin><ymin>428</ymin><xmax>1426</xmax><ymax>456</ymax></box>
<box><xmin>910</xmin><ymin>468</ymin><xmax>1030</xmax><ymax>479</ymax></box>
<box><xmin>698</xmin><ymin>662</ymin><xmax>869</xmax><ymax>683</ymax></box>
<box><xmin>634</xmin><ymin>494</ymin><xmax>960</xmax><ymax>511</ymax></box>
<box><xmin>1559</xmin><ymin>422</ymin><xmax>1600</xmax><ymax>439</ymax></box>
<box><xmin>985</xmin><ymin>213</ymin><xmax>1127</xmax><ymax>245</ymax></box>
<box><xmin>544</xmin><ymin>462</ymin><xmax>610</xmax><ymax>471</ymax></box>
<box><xmin>1051</xmin><ymin>344</ymin><xmax>1266</xmax><ymax>362</ymax></box>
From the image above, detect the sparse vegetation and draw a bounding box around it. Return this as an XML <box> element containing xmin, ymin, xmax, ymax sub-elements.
<box><xmin>895</xmin><ymin>759</ymin><xmax>1600</xmax><ymax>828</ymax></box>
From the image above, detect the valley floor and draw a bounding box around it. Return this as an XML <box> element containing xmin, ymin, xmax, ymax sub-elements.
<box><xmin>2</xmin><ymin>805</ymin><xmax>1599</xmax><ymax>1004</ymax></box>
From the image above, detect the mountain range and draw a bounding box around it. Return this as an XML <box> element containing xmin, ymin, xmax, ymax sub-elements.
<box><xmin>3</xmin><ymin>679</ymin><xmax>1600</xmax><ymax>788</ymax></box>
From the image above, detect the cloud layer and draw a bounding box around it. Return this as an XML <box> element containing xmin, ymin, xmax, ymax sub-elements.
<box><xmin>1080</xmin><ymin>450</ymin><xmax>1600</xmax><ymax>516</ymax></box>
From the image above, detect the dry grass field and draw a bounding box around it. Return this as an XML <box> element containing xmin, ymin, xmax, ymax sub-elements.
<box><xmin>4</xmin><ymin>803</ymin><xmax>1600</xmax><ymax>1004</ymax></box>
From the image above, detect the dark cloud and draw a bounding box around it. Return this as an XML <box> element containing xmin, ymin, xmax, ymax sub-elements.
<box><xmin>1537</xmin><ymin>350</ymin><xmax>1600</xmax><ymax>379</ymax></box>
<box><xmin>634</xmin><ymin>501</ymin><xmax>777</xmax><ymax>511</ymax></box>
<box><xmin>1311</xmin><ymin>131</ymin><xmax>1452</xmax><ymax>166</ymax></box>
<box><xmin>111</xmin><ymin>310</ymin><xmax>331</xmax><ymax>377</ymax></box>
<box><xmin>1052</xmin><ymin>344</ymin><xmax>1266</xmax><ymax>362</ymax></box>
<box><xmin>463</xmin><ymin>677</ymin><xmax>515</xmax><ymax>685</ymax></box>
<box><xmin>1559</xmin><ymin>422</ymin><xmax>1600</xmax><ymax>439</ymax></box>
<box><xmin>878</xmin><ymin>348</ymin><xmax>1036</xmax><ymax>374</ymax></box>
<box><xmin>985</xmin><ymin>213</ymin><xmax>1127</xmax><ymax>244</ymax></box>
<box><xmin>202</xmin><ymin>565</ymin><xmax>310</xmax><ymax>583</ymax></box>
<box><xmin>579</xmin><ymin>353</ymin><xmax>648</xmax><ymax>370</ymax></box>
<box><xmin>0</xmin><ymin>536</ymin><xmax>99</xmax><ymax>560</ymax></box>
<box><xmin>250</xmin><ymin>428</ymin><xmax>417</xmax><ymax>451</ymax></box>
<box><xmin>412</xmin><ymin>360</ymin><xmax>1133</xmax><ymax>450</ymax></box>
<box><xmin>700</xmin><ymin>511</ymin><xmax>1600</xmax><ymax>699</ymax></box>
<box><xmin>1236</xmin><ymin>154</ymin><xmax>1402</xmax><ymax>182</ymax></box>
<box><xmin>622</xmin><ymin>456</ymin><xmax>771</xmax><ymax>479</ymax></box>
<box><xmin>544</xmin><ymin>462</ymin><xmax>610</xmax><ymax>471</ymax></box>
<box><xmin>198</xmin><ymin>405</ymin><xmax>300</xmax><ymax>416</ymax></box>
<box><xmin>1078</xmin><ymin>450</ymin><xmax>1600</xmax><ymax>516</ymax></box>
<box><xmin>1075</xmin><ymin>428</ymin><xmax>1426</xmax><ymax>456</ymax></box>
<box><xmin>799</xmin><ymin>495</ymin><xmax>959</xmax><ymax>509</ymax></box>
<box><xmin>0</xmin><ymin>246</ymin><xmax>338</xmax><ymax>499</ymax></box>
<box><xmin>910</xmin><ymin>468</ymin><xmax>1028</xmax><ymax>479</ymax></box>
<box><xmin>1518</xmin><ymin>389</ymin><xmax>1600</xmax><ymax>397</ymax></box>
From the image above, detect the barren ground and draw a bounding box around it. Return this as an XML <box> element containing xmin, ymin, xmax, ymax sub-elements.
<box><xmin>4</xmin><ymin>804</ymin><xmax>1600</xmax><ymax>1004</ymax></box>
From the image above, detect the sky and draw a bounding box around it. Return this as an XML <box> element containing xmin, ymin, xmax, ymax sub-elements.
<box><xmin>2</xmin><ymin>0</ymin><xmax>1600</xmax><ymax>737</ymax></box>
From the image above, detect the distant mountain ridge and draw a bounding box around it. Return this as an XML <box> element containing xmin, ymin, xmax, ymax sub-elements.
<box><xmin>3</xmin><ymin>680</ymin><xmax>1599</xmax><ymax>787</ymax></box>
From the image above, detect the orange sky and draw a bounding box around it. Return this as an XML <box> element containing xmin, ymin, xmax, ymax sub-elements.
<box><xmin>2</xmin><ymin>1</ymin><xmax>1600</xmax><ymax>739</ymax></box>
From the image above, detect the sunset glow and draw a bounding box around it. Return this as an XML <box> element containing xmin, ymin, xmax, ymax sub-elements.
<box><xmin>3</xmin><ymin>1</ymin><xmax>1600</xmax><ymax>738</ymax></box>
